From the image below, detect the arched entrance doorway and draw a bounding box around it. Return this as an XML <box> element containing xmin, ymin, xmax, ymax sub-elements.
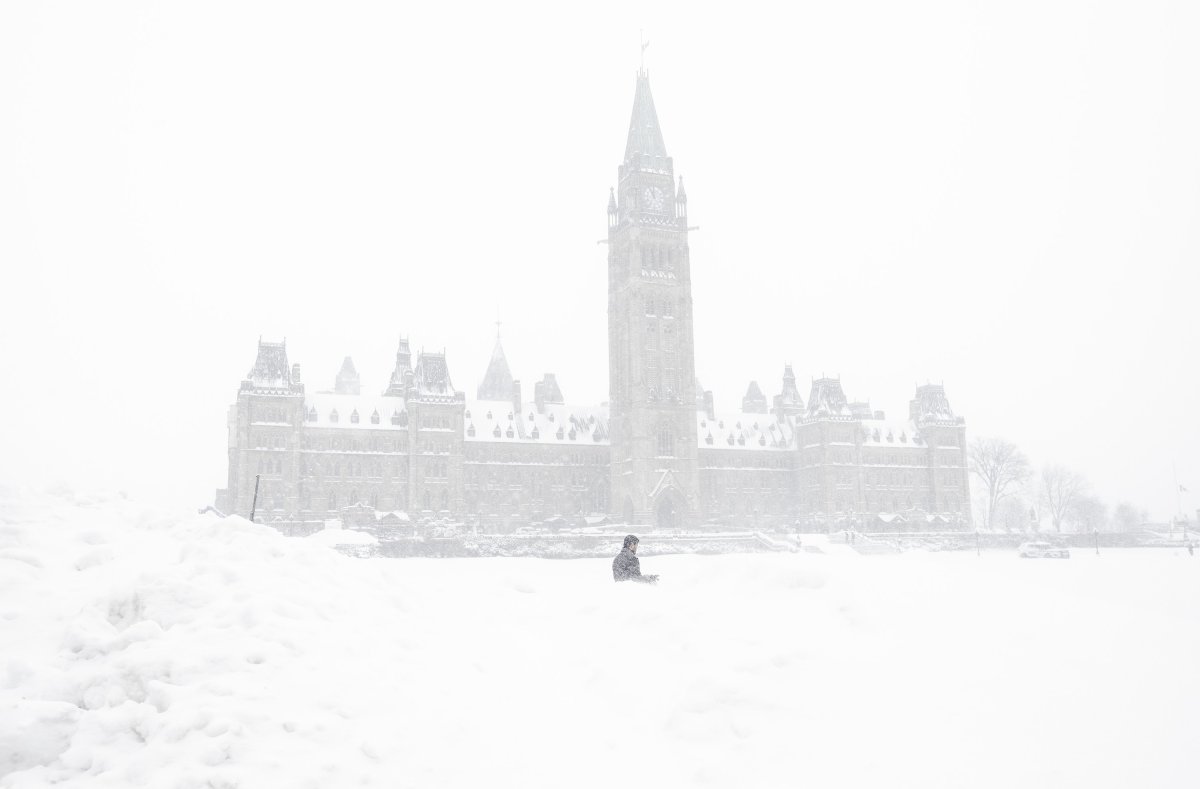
<box><xmin>655</xmin><ymin>492</ymin><xmax>680</xmax><ymax>530</ymax></box>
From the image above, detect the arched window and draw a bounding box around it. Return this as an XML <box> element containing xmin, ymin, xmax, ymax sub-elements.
<box><xmin>658</xmin><ymin>424</ymin><xmax>674</xmax><ymax>457</ymax></box>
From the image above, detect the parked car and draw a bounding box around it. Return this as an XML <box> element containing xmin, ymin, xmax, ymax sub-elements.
<box><xmin>1018</xmin><ymin>541</ymin><xmax>1070</xmax><ymax>559</ymax></box>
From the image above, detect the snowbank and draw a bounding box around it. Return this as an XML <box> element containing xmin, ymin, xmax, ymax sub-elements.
<box><xmin>306</xmin><ymin>526</ymin><xmax>379</xmax><ymax>547</ymax></box>
<box><xmin>2</xmin><ymin>486</ymin><xmax>1198</xmax><ymax>788</ymax></box>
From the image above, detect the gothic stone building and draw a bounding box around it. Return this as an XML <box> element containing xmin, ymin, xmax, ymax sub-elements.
<box><xmin>215</xmin><ymin>70</ymin><xmax>971</xmax><ymax>532</ymax></box>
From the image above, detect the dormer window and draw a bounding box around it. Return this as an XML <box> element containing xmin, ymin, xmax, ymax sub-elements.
<box><xmin>465</xmin><ymin>410</ymin><xmax>471</xmax><ymax>419</ymax></box>
<box><xmin>391</xmin><ymin>411</ymin><xmax>402</xmax><ymax>425</ymax></box>
<box><xmin>350</xmin><ymin>409</ymin><xmax>360</xmax><ymax>424</ymax></box>
<box><xmin>467</xmin><ymin>424</ymin><xmax>476</xmax><ymax>437</ymax></box>
<box><xmin>528</xmin><ymin>412</ymin><xmax>535</xmax><ymax>421</ymax></box>
<box><xmin>486</xmin><ymin>410</ymin><xmax>492</xmax><ymax>419</ymax></box>
<box><xmin>556</xmin><ymin>427</ymin><xmax>564</xmax><ymax>440</ymax></box>
<box><xmin>505</xmin><ymin>426</ymin><xmax>514</xmax><ymax>438</ymax></box>
<box><xmin>493</xmin><ymin>424</ymin><xmax>502</xmax><ymax>437</ymax></box>
<box><xmin>531</xmin><ymin>426</ymin><xmax>540</xmax><ymax>439</ymax></box>
<box><xmin>370</xmin><ymin>410</ymin><xmax>380</xmax><ymax>425</ymax></box>
<box><xmin>399</xmin><ymin>411</ymin><xmax>409</xmax><ymax>427</ymax></box>
<box><xmin>330</xmin><ymin>409</ymin><xmax>339</xmax><ymax>424</ymax></box>
<box><xmin>307</xmin><ymin>407</ymin><xmax>317</xmax><ymax>423</ymax></box>
<box><xmin>569</xmin><ymin>428</ymin><xmax>577</xmax><ymax>440</ymax></box>
<box><xmin>705</xmin><ymin>432</ymin><xmax>714</xmax><ymax>445</ymax></box>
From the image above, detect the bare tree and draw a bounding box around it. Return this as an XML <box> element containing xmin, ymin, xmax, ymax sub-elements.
<box><xmin>1113</xmin><ymin>501</ymin><xmax>1147</xmax><ymax>533</ymax></box>
<box><xmin>1070</xmin><ymin>494</ymin><xmax>1108</xmax><ymax>533</ymax></box>
<box><xmin>996</xmin><ymin>493</ymin><xmax>1035</xmax><ymax>533</ymax></box>
<box><xmin>1039</xmin><ymin>465</ymin><xmax>1087</xmax><ymax>533</ymax></box>
<box><xmin>969</xmin><ymin>437</ymin><xmax>1032</xmax><ymax>530</ymax></box>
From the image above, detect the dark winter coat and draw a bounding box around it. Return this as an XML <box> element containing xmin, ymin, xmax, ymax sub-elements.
<box><xmin>612</xmin><ymin>547</ymin><xmax>654</xmax><ymax>583</ymax></box>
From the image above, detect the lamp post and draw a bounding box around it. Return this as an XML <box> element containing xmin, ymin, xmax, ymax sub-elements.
<box><xmin>975</xmin><ymin>528</ymin><xmax>980</xmax><ymax>557</ymax></box>
<box><xmin>1094</xmin><ymin>527</ymin><xmax>1100</xmax><ymax>556</ymax></box>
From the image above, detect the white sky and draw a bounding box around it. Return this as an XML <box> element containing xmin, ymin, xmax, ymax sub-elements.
<box><xmin>2</xmin><ymin>1</ymin><xmax>1197</xmax><ymax>519</ymax></box>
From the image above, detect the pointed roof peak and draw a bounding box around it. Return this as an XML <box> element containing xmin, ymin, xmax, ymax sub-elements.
<box><xmin>624</xmin><ymin>71</ymin><xmax>668</xmax><ymax>164</ymax></box>
<box><xmin>478</xmin><ymin>336</ymin><xmax>515</xmax><ymax>400</ymax></box>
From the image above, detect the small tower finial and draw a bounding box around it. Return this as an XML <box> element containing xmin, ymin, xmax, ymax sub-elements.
<box><xmin>640</xmin><ymin>31</ymin><xmax>650</xmax><ymax>75</ymax></box>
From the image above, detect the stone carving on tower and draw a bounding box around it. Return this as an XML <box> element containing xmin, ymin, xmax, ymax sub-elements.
<box><xmin>607</xmin><ymin>67</ymin><xmax>700</xmax><ymax>529</ymax></box>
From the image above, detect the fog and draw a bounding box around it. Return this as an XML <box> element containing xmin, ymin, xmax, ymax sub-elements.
<box><xmin>2</xmin><ymin>1</ymin><xmax>1197</xmax><ymax>518</ymax></box>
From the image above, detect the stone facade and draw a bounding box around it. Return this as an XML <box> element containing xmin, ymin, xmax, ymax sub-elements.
<box><xmin>215</xmin><ymin>70</ymin><xmax>971</xmax><ymax>533</ymax></box>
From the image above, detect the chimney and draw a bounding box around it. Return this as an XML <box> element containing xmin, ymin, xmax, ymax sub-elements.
<box><xmin>534</xmin><ymin>380</ymin><xmax>546</xmax><ymax>414</ymax></box>
<box><xmin>703</xmin><ymin>390</ymin><xmax>715</xmax><ymax>420</ymax></box>
<box><xmin>512</xmin><ymin>379</ymin><xmax>522</xmax><ymax>420</ymax></box>
<box><xmin>291</xmin><ymin>363</ymin><xmax>301</xmax><ymax>384</ymax></box>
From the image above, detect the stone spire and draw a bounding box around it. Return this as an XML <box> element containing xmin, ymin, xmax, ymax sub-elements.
<box><xmin>772</xmin><ymin>364</ymin><xmax>805</xmax><ymax>417</ymax></box>
<box><xmin>477</xmin><ymin>338</ymin><xmax>514</xmax><ymax>401</ymax></box>
<box><xmin>623</xmin><ymin>71</ymin><xmax>668</xmax><ymax>165</ymax></box>
<box><xmin>742</xmin><ymin>381</ymin><xmax>768</xmax><ymax>413</ymax></box>
<box><xmin>384</xmin><ymin>336</ymin><xmax>413</xmax><ymax>397</ymax></box>
<box><xmin>335</xmin><ymin>357</ymin><xmax>360</xmax><ymax>395</ymax></box>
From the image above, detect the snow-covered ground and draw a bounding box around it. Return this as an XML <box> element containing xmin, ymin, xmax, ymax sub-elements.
<box><xmin>3</xmin><ymin>488</ymin><xmax>1198</xmax><ymax>788</ymax></box>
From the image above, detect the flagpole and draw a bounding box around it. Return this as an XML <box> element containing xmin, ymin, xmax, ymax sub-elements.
<box><xmin>1173</xmin><ymin>462</ymin><xmax>1182</xmax><ymax>540</ymax></box>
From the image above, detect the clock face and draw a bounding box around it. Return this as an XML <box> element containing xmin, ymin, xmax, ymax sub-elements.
<box><xmin>643</xmin><ymin>186</ymin><xmax>665</xmax><ymax>211</ymax></box>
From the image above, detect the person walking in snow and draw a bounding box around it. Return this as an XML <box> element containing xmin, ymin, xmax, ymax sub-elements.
<box><xmin>613</xmin><ymin>534</ymin><xmax>658</xmax><ymax>583</ymax></box>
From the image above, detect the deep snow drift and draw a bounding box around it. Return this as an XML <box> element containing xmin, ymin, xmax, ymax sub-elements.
<box><xmin>2</xmin><ymin>488</ymin><xmax>1198</xmax><ymax>788</ymax></box>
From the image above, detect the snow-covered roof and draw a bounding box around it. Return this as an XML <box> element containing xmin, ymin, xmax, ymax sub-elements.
<box><xmin>464</xmin><ymin>400</ymin><xmax>609</xmax><ymax>445</ymax></box>
<box><xmin>698</xmin><ymin>411</ymin><xmax>795</xmax><ymax>452</ymax></box>
<box><xmin>304</xmin><ymin>392</ymin><xmax>407</xmax><ymax>430</ymax></box>
<box><xmin>806</xmin><ymin>377</ymin><xmax>851</xmax><ymax>419</ymax></box>
<box><xmin>859</xmin><ymin>418</ymin><xmax>926</xmax><ymax>449</ymax></box>
<box><xmin>246</xmin><ymin>339</ymin><xmax>292</xmax><ymax>390</ymax></box>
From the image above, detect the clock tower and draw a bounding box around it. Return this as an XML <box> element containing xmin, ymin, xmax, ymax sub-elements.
<box><xmin>607</xmin><ymin>69</ymin><xmax>699</xmax><ymax>529</ymax></box>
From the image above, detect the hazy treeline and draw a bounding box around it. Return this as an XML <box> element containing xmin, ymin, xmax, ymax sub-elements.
<box><xmin>969</xmin><ymin>437</ymin><xmax>1149</xmax><ymax>533</ymax></box>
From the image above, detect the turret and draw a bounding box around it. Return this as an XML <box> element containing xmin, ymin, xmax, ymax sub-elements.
<box><xmin>477</xmin><ymin>336</ymin><xmax>515</xmax><ymax>401</ymax></box>
<box><xmin>772</xmin><ymin>364</ymin><xmax>804</xmax><ymax>418</ymax></box>
<box><xmin>335</xmin><ymin>357</ymin><xmax>360</xmax><ymax>395</ymax></box>
<box><xmin>742</xmin><ymin>381</ymin><xmax>768</xmax><ymax>413</ymax></box>
<box><xmin>384</xmin><ymin>336</ymin><xmax>413</xmax><ymax>397</ymax></box>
